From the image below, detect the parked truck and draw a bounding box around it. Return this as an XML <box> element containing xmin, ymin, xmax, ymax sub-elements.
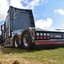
<box><xmin>2</xmin><ymin>6</ymin><xmax>64</xmax><ymax>49</ymax></box>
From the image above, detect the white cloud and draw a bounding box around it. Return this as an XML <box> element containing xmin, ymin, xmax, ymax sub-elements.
<box><xmin>10</xmin><ymin>0</ymin><xmax>25</xmax><ymax>8</ymax></box>
<box><xmin>26</xmin><ymin>0</ymin><xmax>48</xmax><ymax>9</ymax></box>
<box><xmin>10</xmin><ymin>0</ymin><xmax>47</xmax><ymax>9</ymax></box>
<box><xmin>0</xmin><ymin>0</ymin><xmax>48</xmax><ymax>22</ymax></box>
<box><xmin>25</xmin><ymin>0</ymin><xmax>40</xmax><ymax>9</ymax></box>
<box><xmin>35</xmin><ymin>18</ymin><xmax>53</xmax><ymax>29</ymax></box>
<box><xmin>54</xmin><ymin>9</ymin><xmax>64</xmax><ymax>15</ymax></box>
<box><xmin>0</xmin><ymin>0</ymin><xmax>9</xmax><ymax>21</ymax></box>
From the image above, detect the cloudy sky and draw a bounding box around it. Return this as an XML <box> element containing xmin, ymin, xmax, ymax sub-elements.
<box><xmin>0</xmin><ymin>0</ymin><xmax>64</xmax><ymax>29</ymax></box>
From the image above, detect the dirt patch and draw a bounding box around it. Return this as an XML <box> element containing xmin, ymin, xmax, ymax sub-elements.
<box><xmin>0</xmin><ymin>58</ymin><xmax>31</xmax><ymax>64</ymax></box>
<box><xmin>0</xmin><ymin>57</ymin><xmax>47</xmax><ymax>64</ymax></box>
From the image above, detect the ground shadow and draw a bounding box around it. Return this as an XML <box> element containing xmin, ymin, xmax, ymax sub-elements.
<box><xmin>0</xmin><ymin>46</ymin><xmax>35</xmax><ymax>54</ymax></box>
<box><xmin>35</xmin><ymin>44</ymin><xmax>64</xmax><ymax>50</ymax></box>
<box><xmin>0</xmin><ymin>44</ymin><xmax>64</xmax><ymax>54</ymax></box>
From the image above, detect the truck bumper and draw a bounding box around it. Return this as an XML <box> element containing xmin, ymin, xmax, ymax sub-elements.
<box><xmin>36</xmin><ymin>41</ymin><xmax>64</xmax><ymax>45</ymax></box>
<box><xmin>35</xmin><ymin>40</ymin><xmax>64</xmax><ymax>45</ymax></box>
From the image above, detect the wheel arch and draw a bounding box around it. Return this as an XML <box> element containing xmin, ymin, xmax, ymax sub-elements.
<box><xmin>13</xmin><ymin>34</ymin><xmax>19</xmax><ymax>41</ymax></box>
<box><xmin>21</xmin><ymin>28</ymin><xmax>35</xmax><ymax>49</ymax></box>
<box><xmin>21</xmin><ymin>28</ymin><xmax>34</xmax><ymax>43</ymax></box>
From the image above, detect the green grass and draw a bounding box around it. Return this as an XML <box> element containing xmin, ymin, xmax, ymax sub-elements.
<box><xmin>0</xmin><ymin>46</ymin><xmax>64</xmax><ymax>64</ymax></box>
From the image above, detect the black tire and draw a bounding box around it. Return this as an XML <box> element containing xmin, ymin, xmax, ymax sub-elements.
<box><xmin>13</xmin><ymin>36</ymin><xmax>19</xmax><ymax>48</ymax></box>
<box><xmin>21</xmin><ymin>30</ymin><xmax>33</xmax><ymax>50</ymax></box>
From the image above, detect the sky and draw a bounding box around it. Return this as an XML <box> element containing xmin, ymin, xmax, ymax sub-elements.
<box><xmin>0</xmin><ymin>0</ymin><xmax>64</xmax><ymax>30</ymax></box>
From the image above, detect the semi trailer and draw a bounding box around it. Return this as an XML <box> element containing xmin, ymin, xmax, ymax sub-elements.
<box><xmin>2</xmin><ymin>6</ymin><xmax>64</xmax><ymax>49</ymax></box>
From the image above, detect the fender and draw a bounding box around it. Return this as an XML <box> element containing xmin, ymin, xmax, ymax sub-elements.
<box><xmin>21</xmin><ymin>27</ymin><xmax>35</xmax><ymax>44</ymax></box>
<box><xmin>11</xmin><ymin>30</ymin><xmax>22</xmax><ymax>45</ymax></box>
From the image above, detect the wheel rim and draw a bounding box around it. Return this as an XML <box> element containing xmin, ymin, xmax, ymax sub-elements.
<box><xmin>23</xmin><ymin>33</ymin><xmax>30</xmax><ymax>47</ymax></box>
<box><xmin>14</xmin><ymin>40</ymin><xmax>18</xmax><ymax>47</ymax></box>
<box><xmin>23</xmin><ymin>38</ymin><xmax>28</xmax><ymax>47</ymax></box>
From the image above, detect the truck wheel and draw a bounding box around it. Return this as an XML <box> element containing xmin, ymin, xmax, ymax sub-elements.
<box><xmin>13</xmin><ymin>36</ymin><xmax>19</xmax><ymax>48</ymax></box>
<box><xmin>22</xmin><ymin>31</ymin><xmax>33</xmax><ymax>49</ymax></box>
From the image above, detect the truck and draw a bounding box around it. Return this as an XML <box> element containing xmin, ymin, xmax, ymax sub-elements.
<box><xmin>2</xmin><ymin>6</ymin><xmax>64</xmax><ymax>49</ymax></box>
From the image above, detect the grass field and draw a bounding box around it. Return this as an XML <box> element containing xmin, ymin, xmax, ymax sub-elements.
<box><xmin>0</xmin><ymin>46</ymin><xmax>64</xmax><ymax>64</ymax></box>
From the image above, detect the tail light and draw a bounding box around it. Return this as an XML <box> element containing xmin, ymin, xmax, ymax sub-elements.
<box><xmin>40</xmin><ymin>33</ymin><xmax>43</xmax><ymax>39</ymax></box>
<box><xmin>44</xmin><ymin>36</ymin><xmax>47</xmax><ymax>39</ymax></box>
<box><xmin>36</xmin><ymin>33</ymin><xmax>40</xmax><ymax>39</ymax></box>
<box><xmin>47</xmin><ymin>33</ymin><xmax>50</xmax><ymax>39</ymax></box>
<box><xmin>43</xmin><ymin>33</ymin><xmax>46</xmax><ymax>39</ymax></box>
<box><xmin>40</xmin><ymin>36</ymin><xmax>43</xmax><ymax>39</ymax></box>
<box><xmin>36</xmin><ymin>36</ymin><xmax>39</xmax><ymax>39</ymax></box>
<box><xmin>47</xmin><ymin>36</ymin><xmax>50</xmax><ymax>39</ymax></box>
<box><xmin>35</xmin><ymin>32</ymin><xmax>50</xmax><ymax>40</ymax></box>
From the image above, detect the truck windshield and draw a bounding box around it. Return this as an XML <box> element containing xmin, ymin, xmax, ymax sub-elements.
<box><xmin>13</xmin><ymin>10</ymin><xmax>34</xmax><ymax>30</ymax></box>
